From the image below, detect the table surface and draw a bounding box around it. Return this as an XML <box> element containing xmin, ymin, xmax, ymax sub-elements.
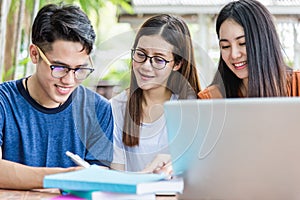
<box><xmin>0</xmin><ymin>189</ymin><xmax>177</xmax><ymax>200</ymax></box>
<box><xmin>0</xmin><ymin>189</ymin><xmax>60</xmax><ymax>200</ymax></box>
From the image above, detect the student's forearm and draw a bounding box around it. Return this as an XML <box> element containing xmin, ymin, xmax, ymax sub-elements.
<box><xmin>110</xmin><ymin>163</ymin><xmax>125</xmax><ymax>171</ymax></box>
<box><xmin>0</xmin><ymin>159</ymin><xmax>78</xmax><ymax>189</ymax></box>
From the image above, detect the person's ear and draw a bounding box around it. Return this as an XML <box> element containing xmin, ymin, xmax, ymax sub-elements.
<box><xmin>173</xmin><ymin>61</ymin><xmax>182</xmax><ymax>71</ymax></box>
<box><xmin>29</xmin><ymin>44</ymin><xmax>39</xmax><ymax>64</ymax></box>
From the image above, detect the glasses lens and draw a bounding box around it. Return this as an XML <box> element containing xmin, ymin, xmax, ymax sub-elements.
<box><xmin>152</xmin><ymin>56</ymin><xmax>167</xmax><ymax>69</ymax></box>
<box><xmin>51</xmin><ymin>66</ymin><xmax>68</xmax><ymax>78</ymax></box>
<box><xmin>132</xmin><ymin>49</ymin><xmax>167</xmax><ymax>70</ymax></box>
<box><xmin>75</xmin><ymin>68</ymin><xmax>93</xmax><ymax>80</ymax></box>
<box><xmin>132</xmin><ymin>50</ymin><xmax>146</xmax><ymax>63</ymax></box>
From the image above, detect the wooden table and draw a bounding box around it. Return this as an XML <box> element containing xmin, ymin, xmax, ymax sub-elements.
<box><xmin>0</xmin><ymin>189</ymin><xmax>177</xmax><ymax>199</ymax></box>
<box><xmin>0</xmin><ymin>189</ymin><xmax>60</xmax><ymax>200</ymax></box>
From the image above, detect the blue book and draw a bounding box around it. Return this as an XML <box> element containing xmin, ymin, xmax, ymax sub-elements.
<box><xmin>43</xmin><ymin>165</ymin><xmax>182</xmax><ymax>195</ymax></box>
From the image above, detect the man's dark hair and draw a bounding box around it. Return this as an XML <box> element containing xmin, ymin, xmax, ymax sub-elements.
<box><xmin>31</xmin><ymin>4</ymin><xmax>95</xmax><ymax>54</ymax></box>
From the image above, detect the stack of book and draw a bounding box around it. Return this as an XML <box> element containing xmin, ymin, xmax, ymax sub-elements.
<box><xmin>44</xmin><ymin>165</ymin><xmax>184</xmax><ymax>200</ymax></box>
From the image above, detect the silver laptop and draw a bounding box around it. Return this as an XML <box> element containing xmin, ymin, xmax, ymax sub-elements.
<box><xmin>164</xmin><ymin>98</ymin><xmax>300</xmax><ymax>200</ymax></box>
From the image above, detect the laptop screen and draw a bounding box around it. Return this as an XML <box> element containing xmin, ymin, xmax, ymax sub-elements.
<box><xmin>164</xmin><ymin>97</ymin><xmax>300</xmax><ymax>199</ymax></box>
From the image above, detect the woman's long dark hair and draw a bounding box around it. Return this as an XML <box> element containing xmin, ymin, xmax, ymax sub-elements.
<box><xmin>123</xmin><ymin>14</ymin><xmax>201</xmax><ymax>146</ymax></box>
<box><xmin>212</xmin><ymin>0</ymin><xmax>289</xmax><ymax>97</ymax></box>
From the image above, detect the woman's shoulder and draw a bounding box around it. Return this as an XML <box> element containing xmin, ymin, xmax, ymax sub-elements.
<box><xmin>287</xmin><ymin>70</ymin><xmax>300</xmax><ymax>97</ymax></box>
<box><xmin>110</xmin><ymin>90</ymin><xmax>129</xmax><ymax>108</ymax></box>
<box><xmin>292</xmin><ymin>70</ymin><xmax>300</xmax><ymax>76</ymax></box>
<box><xmin>197</xmin><ymin>85</ymin><xmax>223</xmax><ymax>99</ymax></box>
<box><xmin>288</xmin><ymin>70</ymin><xmax>300</xmax><ymax>83</ymax></box>
<box><xmin>111</xmin><ymin>90</ymin><xmax>128</xmax><ymax>101</ymax></box>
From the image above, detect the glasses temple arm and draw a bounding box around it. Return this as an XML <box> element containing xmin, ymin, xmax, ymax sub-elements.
<box><xmin>89</xmin><ymin>56</ymin><xmax>95</xmax><ymax>69</ymax></box>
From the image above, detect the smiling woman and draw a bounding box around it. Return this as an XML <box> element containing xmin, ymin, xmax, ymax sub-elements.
<box><xmin>110</xmin><ymin>14</ymin><xmax>201</xmax><ymax>172</ymax></box>
<box><xmin>198</xmin><ymin>0</ymin><xmax>300</xmax><ymax>98</ymax></box>
<box><xmin>218</xmin><ymin>19</ymin><xmax>247</xmax><ymax>81</ymax></box>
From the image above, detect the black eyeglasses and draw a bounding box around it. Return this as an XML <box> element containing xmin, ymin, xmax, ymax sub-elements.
<box><xmin>131</xmin><ymin>49</ymin><xmax>172</xmax><ymax>70</ymax></box>
<box><xmin>36</xmin><ymin>46</ymin><xmax>95</xmax><ymax>80</ymax></box>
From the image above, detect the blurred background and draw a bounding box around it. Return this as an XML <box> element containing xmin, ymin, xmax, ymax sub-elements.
<box><xmin>1</xmin><ymin>0</ymin><xmax>300</xmax><ymax>99</ymax></box>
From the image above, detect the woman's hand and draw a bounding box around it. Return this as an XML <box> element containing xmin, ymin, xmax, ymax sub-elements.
<box><xmin>141</xmin><ymin>154</ymin><xmax>173</xmax><ymax>177</ymax></box>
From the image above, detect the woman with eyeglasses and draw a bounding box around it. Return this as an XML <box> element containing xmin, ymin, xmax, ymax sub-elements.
<box><xmin>198</xmin><ymin>0</ymin><xmax>300</xmax><ymax>99</ymax></box>
<box><xmin>110</xmin><ymin>14</ymin><xmax>201</xmax><ymax>172</ymax></box>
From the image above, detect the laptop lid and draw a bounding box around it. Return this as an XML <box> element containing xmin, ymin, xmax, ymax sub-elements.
<box><xmin>164</xmin><ymin>97</ymin><xmax>300</xmax><ymax>200</ymax></box>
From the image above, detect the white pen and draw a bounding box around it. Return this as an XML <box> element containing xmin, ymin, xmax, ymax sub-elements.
<box><xmin>65</xmin><ymin>151</ymin><xmax>91</xmax><ymax>168</ymax></box>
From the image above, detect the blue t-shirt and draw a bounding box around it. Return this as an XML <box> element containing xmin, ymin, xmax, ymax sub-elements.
<box><xmin>0</xmin><ymin>79</ymin><xmax>113</xmax><ymax>167</ymax></box>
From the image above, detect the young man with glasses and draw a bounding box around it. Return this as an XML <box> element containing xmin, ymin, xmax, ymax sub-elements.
<box><xmin>0</xmin><ymin>4</ymin><xmax>113</xmax><ymax>189</ymax></box>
